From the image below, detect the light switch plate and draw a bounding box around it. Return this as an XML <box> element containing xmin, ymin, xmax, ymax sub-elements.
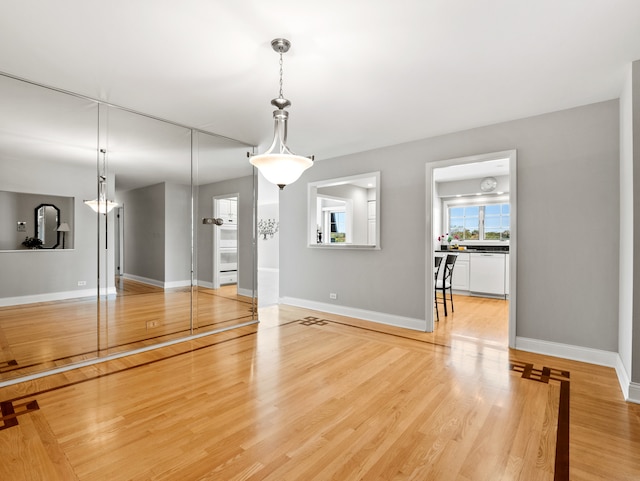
<box><xmin>17</xmin><ymin>221</ymin><xmax>26</xmax><ymax>232</ymax></box>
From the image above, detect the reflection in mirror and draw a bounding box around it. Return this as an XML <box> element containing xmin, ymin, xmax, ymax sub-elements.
<box><xmin>101</xmin><ymin>105</ymin><xmax>194</xmax><ymax>354</ymax></box>
<box><xmin>194</xmin><ymin>131</ymin><xmax>256</xmax><ymax>334</ymax></box>
<box><xmin>308</xmin><ymin>172</ymin><xmax>380</xmax><ymax>248</ymax></box>
<box><xmin>0</xmin><ymin>71</ymin><xmax>257</xmax><ymax>383</ymax></box>
<box><xmin>0</xmin><ymin>73</ymin><xmax>98</xmax><ymax>380</ymax></box>
<box><xmin>0</xmin><ymin>191</ymin><xmax>74</xmax><ymax>250</ymax></box>
<box><xmin>35</xmin><ymin>203</ymin><xmax>60</xmax><ymax>248</ymax></box>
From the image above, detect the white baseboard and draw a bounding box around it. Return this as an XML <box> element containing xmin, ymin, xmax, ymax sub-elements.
<box><xmin>123</xmin><ymin>273</ymin><xmax>164</xmax><ymax>288</ymax></box>
<box><xmin>0</xmin><ymin>288</ymin><xmax>97</xmax><ymax>307</ymax></box>
<box><xmin>238</xmin><ymin>287</ymin><xmax>254</xmax><ymax>298</ymax></box>
<box><xmin>516</xmin><ymin>336</ymin><xmax>640</xmax><ymax>404</ymax></box>
<box><xmin>122</xmin><ymin>274</ymin><xmax>190</xmax><ymax>289</ymax></box>
<box><xmin>515</xmin><ymin>336</ymin><xmax>619</xmax><ymax>366</ymax></box>
<box><xmin>279</xmin><ymin>296</ymin><xmax>426</xmax><ymax>331</ymax></box>
<box><xmin>165</xmin><ymin>280</ymin><xmax>191</xmax><ymax>289</ymax></box>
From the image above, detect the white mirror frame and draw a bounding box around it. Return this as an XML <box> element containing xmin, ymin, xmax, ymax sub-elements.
<box><xmin>307</xmin><ymin>172</ymin><xmax>380</xmax><ymax>249</ymax></box>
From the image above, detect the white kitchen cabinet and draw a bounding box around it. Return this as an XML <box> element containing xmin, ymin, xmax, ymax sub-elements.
<box><xmin>505</xmin><ymin>254</ymin><xmax>510</xmax><ymax>296</ymax></box>
<box><xmin>470</xmin><ymin>253</ymin><xmax>506</xmax><ymax>296</ymax></box>
<box><xmin>451</xmin><ymin>253</ymin><xmax>469</xmax><ymax>291</ymax></box>
<box><xmin>219</xmin><ymin>270</ymin><xmax>237</xmax><ymax>285</ymax></box>
<box><xmin>218</xmin><ymin>198</ymin><xmax>237</xmax><ymax>223</ymax></box>
<box><xmin>434</xmin><ymin>252</ymin><xmax>470</xmax><ymax>292</ymax></box>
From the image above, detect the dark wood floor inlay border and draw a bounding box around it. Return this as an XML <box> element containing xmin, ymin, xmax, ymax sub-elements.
<box><xmin>0</xmin><ymin>359</ymin><xmax>23</xmax><ymax>374</ymax></box>
<box><xmin>0</xmin><ymin>399</ymin><xmax>39</xmax><ymax>430</ymax></box>
<box><xmin>0</xmin><ymin>359</ymin><xmax>18</xmax><ymax>368</ymax></box>
<box><xmin>511</xmin><ymin>361</ymin><xmax>570</xmax><ymax>481</ymax></box>
<box><xmin>300</xmin><ymin>316</ymin><xmax>329</xmax><ymax>326</ymax></box>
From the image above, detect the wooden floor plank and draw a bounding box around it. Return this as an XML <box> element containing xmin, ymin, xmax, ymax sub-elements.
<box><xmin>0</xmin><ymin>296</ymin><xmax>638</xmax><ymax>479</ymax></box>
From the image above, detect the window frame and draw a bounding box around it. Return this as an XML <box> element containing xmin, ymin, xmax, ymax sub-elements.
<box><xmin>443</xmin><ymin>195</ymin><xmax>510</xmax><ymax>243</ymax></box>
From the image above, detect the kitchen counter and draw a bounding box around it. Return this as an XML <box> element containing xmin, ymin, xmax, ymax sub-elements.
<box><xmin>436</xmin><ymin>248</ymin><xmax>509</xmax><ymax>254</ymax></box>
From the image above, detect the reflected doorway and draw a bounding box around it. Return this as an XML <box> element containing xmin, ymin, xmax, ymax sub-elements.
<box><xmin>213</xmin><ymin>195</ymin><xmax>238</xmax><ymax>291</ymax></box>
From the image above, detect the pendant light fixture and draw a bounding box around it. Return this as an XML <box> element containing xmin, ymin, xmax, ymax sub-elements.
<box><xmin>84</xmin><ymin>149</ymin><xmax>118</xmax><ymax>213</ymax></box>
<box><xmin>249</xmin><ymin>38</ymin><xmax>314</xmax><ymax>190</ymax></box>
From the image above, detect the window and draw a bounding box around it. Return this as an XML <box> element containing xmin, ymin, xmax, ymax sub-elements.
<box><xmin>447</xmin><ymin>202</ymin><xmax>509</xmax><ymax>241</ymax></box>
<box><xmin>449</xmin><ymin>206</ymin><xmax>479</xmax><ymax>240</ymax></box>
<box><xmin>329</xmin><ymin>211</ymin><xmax>346</xmax><ymax>243</ymax></box>
<box><xmin>483</xmin><ymin>203</ymin><xmax>510</xmax><ymax>240</ymax></box>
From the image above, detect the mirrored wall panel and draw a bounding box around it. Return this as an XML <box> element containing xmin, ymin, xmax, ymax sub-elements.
<box><xmin>193</xmin><ymin>131</ymin><xmax>255</xmax><ymax>334</ymax></box>
<box><xmin>0</xmin><ymin>74</ymin><xmax>99</xmax><ymax>379</ymax></box>
<box><xmin>0</xmin><ymin>73</ymin><xmax>256</xmax><ymax>382</ymax></box>
<box><xmin>98</xmin><ymin>105</ymin><xmax>194</xmax><ymax>355</ymax></box>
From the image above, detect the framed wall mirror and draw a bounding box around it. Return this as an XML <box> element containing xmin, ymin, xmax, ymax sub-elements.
<box><xmin>35</xmin><ymin>203</ymin><xmax>60</xmax><ymax>248</ymax></box>
<box><xmin>307</xmin><ymin>171</ymin><xmax>380</xmax><ymax>248</ymax></box>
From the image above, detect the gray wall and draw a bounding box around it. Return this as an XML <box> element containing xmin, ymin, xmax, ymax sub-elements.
<box><xmin>0</xmin><ymin>191</ymin><xmax>19</xmax><ymax>249</ymax></box>
<box><xmin>196</xmin><ymin>175</ymin><xmax>254</xmax><ymax>295</ymax></box>
<box><xmin>165</xmin><ymin>183</ymin><xmax>192</xmax><ymax>285</ymax></box>
<box><xmin>120</xmin><ymin>183</ymin><xmax>166</xmax><ymax>283</ymax></box>
<box><xmin>119</xmin><ymin>181</ymin><xmax>192</xmax><ymax>286</ymax></box>
<box><xmin>280</xmin><ymin>100</ymin><xmax>620</xmax><ymax>352</ymax></box>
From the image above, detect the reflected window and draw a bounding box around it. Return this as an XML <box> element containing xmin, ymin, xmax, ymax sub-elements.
<box><xmin>328</xmin><ymin>210</ymin><xmax>346</xmax><ymax>243</ymax></box>
<box><xmin>308</xmin><ymin>172</ymin><xmax>380</xmax><ymax>248</ymax></box>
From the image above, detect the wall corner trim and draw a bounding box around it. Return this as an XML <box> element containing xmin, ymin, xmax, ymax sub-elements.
<box><xmin>278</xmin><ymin>297</ymin><xmax>426</xmax><ymax>331</ymax></box>
<box><xmin>628</xmin><ymin>382</ymin><xmax>640</xmax><ymax>405</ymax></box>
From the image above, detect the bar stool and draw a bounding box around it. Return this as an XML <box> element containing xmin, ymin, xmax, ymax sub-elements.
<box><xmin>435</xmin><ymin>254</ymin><xmax>457</xmax><ymax>317</ymax></box>
<box><xmin>434</xmin><ymin>256</ymin><xmax>443</xmax><ymax>321</ymax></box>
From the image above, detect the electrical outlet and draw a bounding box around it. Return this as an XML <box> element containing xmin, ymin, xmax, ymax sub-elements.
<box><xmin>77</xmin><ymin>280</ymin><xmax>87</xmax><ymax>286</ymax></box>
<box><xmin>329</xmin><ymin>293</ymin><xmax>337</xmax><ymax>300</ymax></box>
<box><xmin>146</xmin><ymin>320</ymin><xmax>160</xmax><ymax>329</ymax></box>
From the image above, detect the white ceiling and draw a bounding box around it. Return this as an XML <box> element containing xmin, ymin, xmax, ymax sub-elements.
<box><xmin>1</xmin><ymin>0</ymin><xmax>639</xmax><ymax>163</ymax></box>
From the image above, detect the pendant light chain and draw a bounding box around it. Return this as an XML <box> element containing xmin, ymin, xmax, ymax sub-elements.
<box><xmin>278</xmin><ymin>51</ymin><xmax>284</xmax><ymax>100</ymax></box>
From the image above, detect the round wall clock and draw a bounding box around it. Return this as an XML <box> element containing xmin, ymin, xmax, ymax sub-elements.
<box><xmin>480</xmin><ymin>176</ymin><xmax>497</xmax><ymax>192</ymax></box>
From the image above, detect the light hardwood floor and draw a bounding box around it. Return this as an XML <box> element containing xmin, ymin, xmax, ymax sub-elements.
<box><xmin>0</xmin><ymin>295</ymin><xmax>639</xmax><ymax>480</ymax></box>
<box><xmin>0</xmin><ymin>280</ymin><xmax>255</xmax><ymax>380</ymax></box>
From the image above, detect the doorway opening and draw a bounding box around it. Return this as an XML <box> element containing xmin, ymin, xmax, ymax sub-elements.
<box><xmin>213</xmin><ymin>195</ymin><xmax>239</xmax><ymax>292</ymax></box>
<box><xmin>427</xmin><ymin>150</ymin><xmax>517</xmax><ymax>347</ymax></box>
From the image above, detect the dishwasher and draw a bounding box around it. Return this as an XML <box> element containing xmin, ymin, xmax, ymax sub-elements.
<box><xmin>469</xmin><ymin>253</ymin><xmax>506</xmax><ymax>296</ymax></box>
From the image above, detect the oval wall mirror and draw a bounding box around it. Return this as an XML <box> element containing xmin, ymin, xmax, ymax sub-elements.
<box><xmin>35</xmin><ymin>203</ymin><xmax>60</xmax><ymax>249</ymax></box>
